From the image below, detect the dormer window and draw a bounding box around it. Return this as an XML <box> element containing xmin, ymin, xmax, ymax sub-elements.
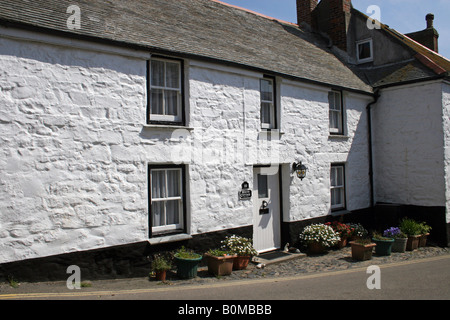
<box><xmin>356</xmin><ymin>39</ymin><xmax>373</xmax><ymax>64</ymax></box>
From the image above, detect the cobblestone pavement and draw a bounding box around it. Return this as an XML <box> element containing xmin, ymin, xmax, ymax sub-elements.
<box><xmin>159</xmin><ymin>244</ymin><xmax>450</xmax><ymax>287</ymax></box>
<box><xmin>1</xmin><ymin>244</ymin><xmax>449</xmax><ymax>295</ymax></box>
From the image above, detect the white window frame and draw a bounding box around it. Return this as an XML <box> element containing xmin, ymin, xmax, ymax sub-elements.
<box><xmin>330</xmin><ymin>164</ymin><xmax>346</xmax><ymax>211</ymax></box>
<box><xmin>356</xmin><ymin>39</ymin><xmax>373</xmax><ymax>64</ymax></box>
<box><xmin>148</xmin><ymin>57</ymin><xmax>183</xmax><ymax>123</ymax></box>
<box><xmin>150</xmin><ymin>167</ymin><xmax>184</xmax><ymax>234</ymax></box>
<box><xmin>260</xmin><ymin>77</ymin><xmax>276</xmax><ymax>129</ymax></box>
<box><xmin>329</xmin><ymin>90</ymin><xmax>343</xmax><ymax>134</ymax></box>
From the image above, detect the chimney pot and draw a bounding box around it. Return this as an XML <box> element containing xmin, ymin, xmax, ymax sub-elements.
<box><xmin>426</xmin><ymin>13</ymin><xmax>434</xmax><ymax>28</ymax></box>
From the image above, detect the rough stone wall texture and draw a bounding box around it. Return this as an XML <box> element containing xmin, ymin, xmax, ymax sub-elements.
<box><xmin>442</xmin><ymin>83</ymin><xmax>450</xmax><ymax>223</ymax></box>
<box><xmin>0</xmin><ymin>32</ymin><xmax>371</xmax><ymax>264</ymax></box>
<box><xmin>373</xmin><ymin>82</ymin><xmax>446</xmax><ymax>208</ymax></box>
<box><xmin>0</xmin><ymin>35</ymin><xmax>149</xmax><ymax>263</ymax></box>
<box><xmin>280</xmin><ymin>82</ymin><xmax>371</xmax><ymax>221</ymax></box>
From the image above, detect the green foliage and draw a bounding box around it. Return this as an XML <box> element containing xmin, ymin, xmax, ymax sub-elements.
<box><xmin>151</xmin><ymin>254</ymin><xmax>172</xmax><ymax>271</ymax></box>
<box><xmin>206</xmin><ymin>248</ymin><xmax>232</xmax><ymax>257</ymax></box>
<box><xmin>348</xmin><ymin>223</ymin><xmax>369</xmax><ymax>238</ymax></box>
<box><xmin>174</xmin><ymin>246</ymin><xmax>202</xmax><ymax>260</ymax></box>
<box><xmin>353</xmin><ymin>238</ymin><xmax>374</xmax><ymax>245</ymax></box>
<box><xmin>7</xmin><ymin>275</ymin><xmax>19</xmax><ymax>288</ymax></box>
<box><xmin>372</xmin><ymin>231</ymin><xmax>393</xmax><ymax>241</ymax></box>
<box><xmin>399</xmin><ymin>218</ymin><xmax>422</xmax><ymax>236</ymax></box>
<box><xmin>418</xmin><ymin>221</ymin><xmax>432</xmax><ymax>234</ymax></box>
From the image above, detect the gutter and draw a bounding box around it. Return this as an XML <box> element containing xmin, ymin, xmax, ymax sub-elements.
<box><xmin>366</xmin><ymin>89</ymin><xmax>380</xmax><ymax>209</ymax></box>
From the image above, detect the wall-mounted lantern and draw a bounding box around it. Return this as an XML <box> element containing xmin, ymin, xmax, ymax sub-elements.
<box><xmin>292</xmin><ymin>161</ymin><xmax>308</xmax><ymax>180</ymax></box>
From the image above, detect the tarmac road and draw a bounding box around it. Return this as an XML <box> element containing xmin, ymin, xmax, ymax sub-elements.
<box><xmin>1</xmin><ymin>254</ymin><xmax>449</xmax><ymax>301</ymax></box>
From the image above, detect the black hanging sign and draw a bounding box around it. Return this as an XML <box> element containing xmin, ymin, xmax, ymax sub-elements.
<box><xmin>238</xmin><ymin>181</ymin><xmax>252</xmax><ymax>200</ymax></box>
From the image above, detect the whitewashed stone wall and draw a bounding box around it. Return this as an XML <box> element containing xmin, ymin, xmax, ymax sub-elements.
<box><xmin>442</xmin><ymin>82</ymin><xmax>450</xmax><ymax>223</ymax></box>
<box><xmin>0</xmin><ymin>33</ymin><xmax>154</xmax><ymax>263</ymax></box>
<box><xmin>279</xmin><ymin>81</ymin><xmax>371</xmax><ymax>221</ymax></box>
<box><xmin>372</xmin><ymin>81</ymin><xmax>446</xmax><ymax>208</ymax></box>
<box><xmin>0</xmin><ymin>29</ymin><xmax>372</xmax><ymax>264</ymax></box>
<box><xmin>187</xmin><ymin>64</ymin><xmax>372</xmax><ymax>230</ymax></box>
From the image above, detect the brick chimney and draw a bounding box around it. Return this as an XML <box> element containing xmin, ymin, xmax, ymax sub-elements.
<box><xmin>296</xmin><ymin>0</ymin><xmax>352</xmax><ymax>51</ymax></box>
<box><xmin>405</xmin><ymin>13</ymin><xmax>439</xmax><ymax>53</ymax></box>
<box><xmin>296</xmin><ymin>0</ymin><xmax>319</xmax><ymax>27</ymax></box>
<box><xmin>327</xmin><ymin>0</ymin><xmax>351</xmax><ymax>51</ymax></box>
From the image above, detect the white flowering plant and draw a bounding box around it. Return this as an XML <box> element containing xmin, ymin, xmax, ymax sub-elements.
<box><xmin>221</xmin><ymin>235</ymin><xmax>258</xmax><ymax>256</ymax></box>
<box><xmin>299</xmin><ymin>224</ymin><xmax>340</xmax><ymax>248</ymax></box>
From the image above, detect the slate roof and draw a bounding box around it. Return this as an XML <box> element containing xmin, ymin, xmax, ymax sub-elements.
<box><xmin>352</xmin><ymin>9</ymin><xmax>450</xmax><ymax>89</ymax></box>
<box><xmin>0</xmin><ymin>0</ymin><xmax>373</xmax><ymax>94</ymax></box>
<box><xmin>359</xmin><ymin>59</ymin><xmax>438</xmax><ymax>88</ymax></box>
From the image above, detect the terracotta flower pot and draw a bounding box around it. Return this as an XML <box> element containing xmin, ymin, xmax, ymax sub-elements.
<box><xmin>205</xmin><ymin>253</ymin><xmax>236</xmax><ymax>276</ymax></box>
<box><xmin>418</xmin><ymin>233</ymin><xmax>430</xmax><ymax>247</ymax></box>
<box><xmin>307</xmin><ymin>242</ymin><xmax>326</xmax><ymax>254</ymax></box>
<box><xmin>406</xmin><ymin>235</ymin><xmax>420</xmax><ymax>251</ymax></box>
<box><xmin>155</xmin><ymin>270</ymin><xmax>167</xmax><ymax>281</ymax></box>
<box><xmin>350</xmin><ymin>241</ymin><xmax>376</xmax><ymax>261</ymax></box>
<box><xmin>336</xmin><ymin>237</ymin><xmax>348</xmax><ymax>249</ymax></box>
<box><xmin>233</xmin><ymin>256</ymin><xmax>251</xmax><ymax>270</ymax></box>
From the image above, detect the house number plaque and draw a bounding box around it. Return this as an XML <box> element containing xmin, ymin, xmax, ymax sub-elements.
<box><xmin>238</xmin><ymin>181</ymin><xmax>252</xmax><ymax>200</ymax></box>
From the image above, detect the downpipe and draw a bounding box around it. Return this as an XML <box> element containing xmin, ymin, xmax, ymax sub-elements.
<box><xmin>366</xmin><ymin>89</ymin><xmax>380</xmax><ymax>209</ymax></box>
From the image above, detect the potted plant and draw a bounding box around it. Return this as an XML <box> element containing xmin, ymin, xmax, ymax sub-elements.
<box><xmin>372</xmin><ymin>232</ymin><xmax>394</xmax><ymax>256</ymax></box>
<box><xmin>221</xmin><ymin>235</ymin><xmax>258</xmax><ymax>270</ymax></box>
<box><xmin>174</xmin><ymin>246</ymin><xmax>202</xmax><ymax>279</ymax></box>
<box><xmin>399</xmin><ymin>218</ymin><xmax>421</xmax><ymax>251</ymax></box>
<box><xmin>299</xmin><ymin>223</ymin><xmax>340</xmax><ymax>254</ymax></box>
<box><xmin>204</xmin><ymin>249</ymin><xmax>236</xmax><ymax>276</ymax></box>
<box><xmin>350</xmin><ymin>238</ymin><xmax>376</xmax><ymax>261</ymax></box>
<box><xmin>325</xmin><ymin>221</ymin><xmax>353</xmax><ymax>248</ymax></box>
<box><xmin>151</xmin><ymin>254</ymin><xmax>172</xmax><ymax>282</ymax></box>
<box><xmin>348</xmin><ymin>223</ymin><xmax>369</xmax><ymax>242</ymax></box>
<box><xmin>383</xmin><ymin>227</ymin><xmax>408</xmax><ymax>253</ymax></box>
<box><xmin>418</xmin><ymin>222</ymin><xmax>432</xmax><ymax>247</ymax></box>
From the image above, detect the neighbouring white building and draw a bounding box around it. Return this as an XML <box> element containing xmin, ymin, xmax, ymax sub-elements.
<box><xmin>0</xmin><ymin>0</ymin><xmax>449</xmax><ymax>281</ymax></box>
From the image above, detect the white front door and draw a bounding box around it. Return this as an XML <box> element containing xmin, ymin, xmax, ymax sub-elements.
<box><xmin>253</xmin><ymin>167</ymin><xmax>281</xmax><ymax>253</ymax></box>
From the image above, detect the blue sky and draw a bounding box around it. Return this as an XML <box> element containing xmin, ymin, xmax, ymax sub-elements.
<box><xmin>221</xmin><ymin>0</ymin><xmax>450</xmax><ymax>59</ymax></box>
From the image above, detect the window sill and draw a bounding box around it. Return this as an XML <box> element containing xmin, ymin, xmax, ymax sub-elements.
<box><xmin>329</xmin><ymin>134</ymin><xmax>349</xmax><ymax>139</ymax></box>
<box><xmin>260</xmin><ymin>129</ymin><xmax>285</xmax><ymax>135</ymax></box>
<box><xmin>144</xmin><ymin>124</ymin><xmax>194</xmax><ymax>131</ymax></box>
<box><xmin>357</xmin><ymin>58</ymin><xmax>374</xmax><ymax>65</ymax></box>
<box><xmin>148</xmin><ymin>233</ymin><xmax>192</xmax><ymax>245</ymax></box>
<box><xmin>331</xmin><ymin>209</ymin><xmax>350</xmax><ymax>216</ymax></box>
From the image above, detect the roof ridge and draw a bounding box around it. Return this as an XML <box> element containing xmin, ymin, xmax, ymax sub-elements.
<box><xmin>386</xmin><ymin>28</ymin><xmax>450</xmax><ymax>72</ymax></box>
<box><xmin>210</xmin><ymin>0</ymin><xmax>298</xmax><ymax>27</ymax></box>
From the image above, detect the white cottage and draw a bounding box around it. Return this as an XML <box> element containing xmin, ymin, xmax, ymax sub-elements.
<box><xmin>0</xmin><ymin>0</ymin><xmax>449</xmax><ymax>281</ymax></box>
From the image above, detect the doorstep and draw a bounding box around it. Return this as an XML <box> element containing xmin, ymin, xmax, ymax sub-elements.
<box><xmin>252</xmin><ymin>250</ymin><xmax>306</xmax><ymax>266</ymax></box>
